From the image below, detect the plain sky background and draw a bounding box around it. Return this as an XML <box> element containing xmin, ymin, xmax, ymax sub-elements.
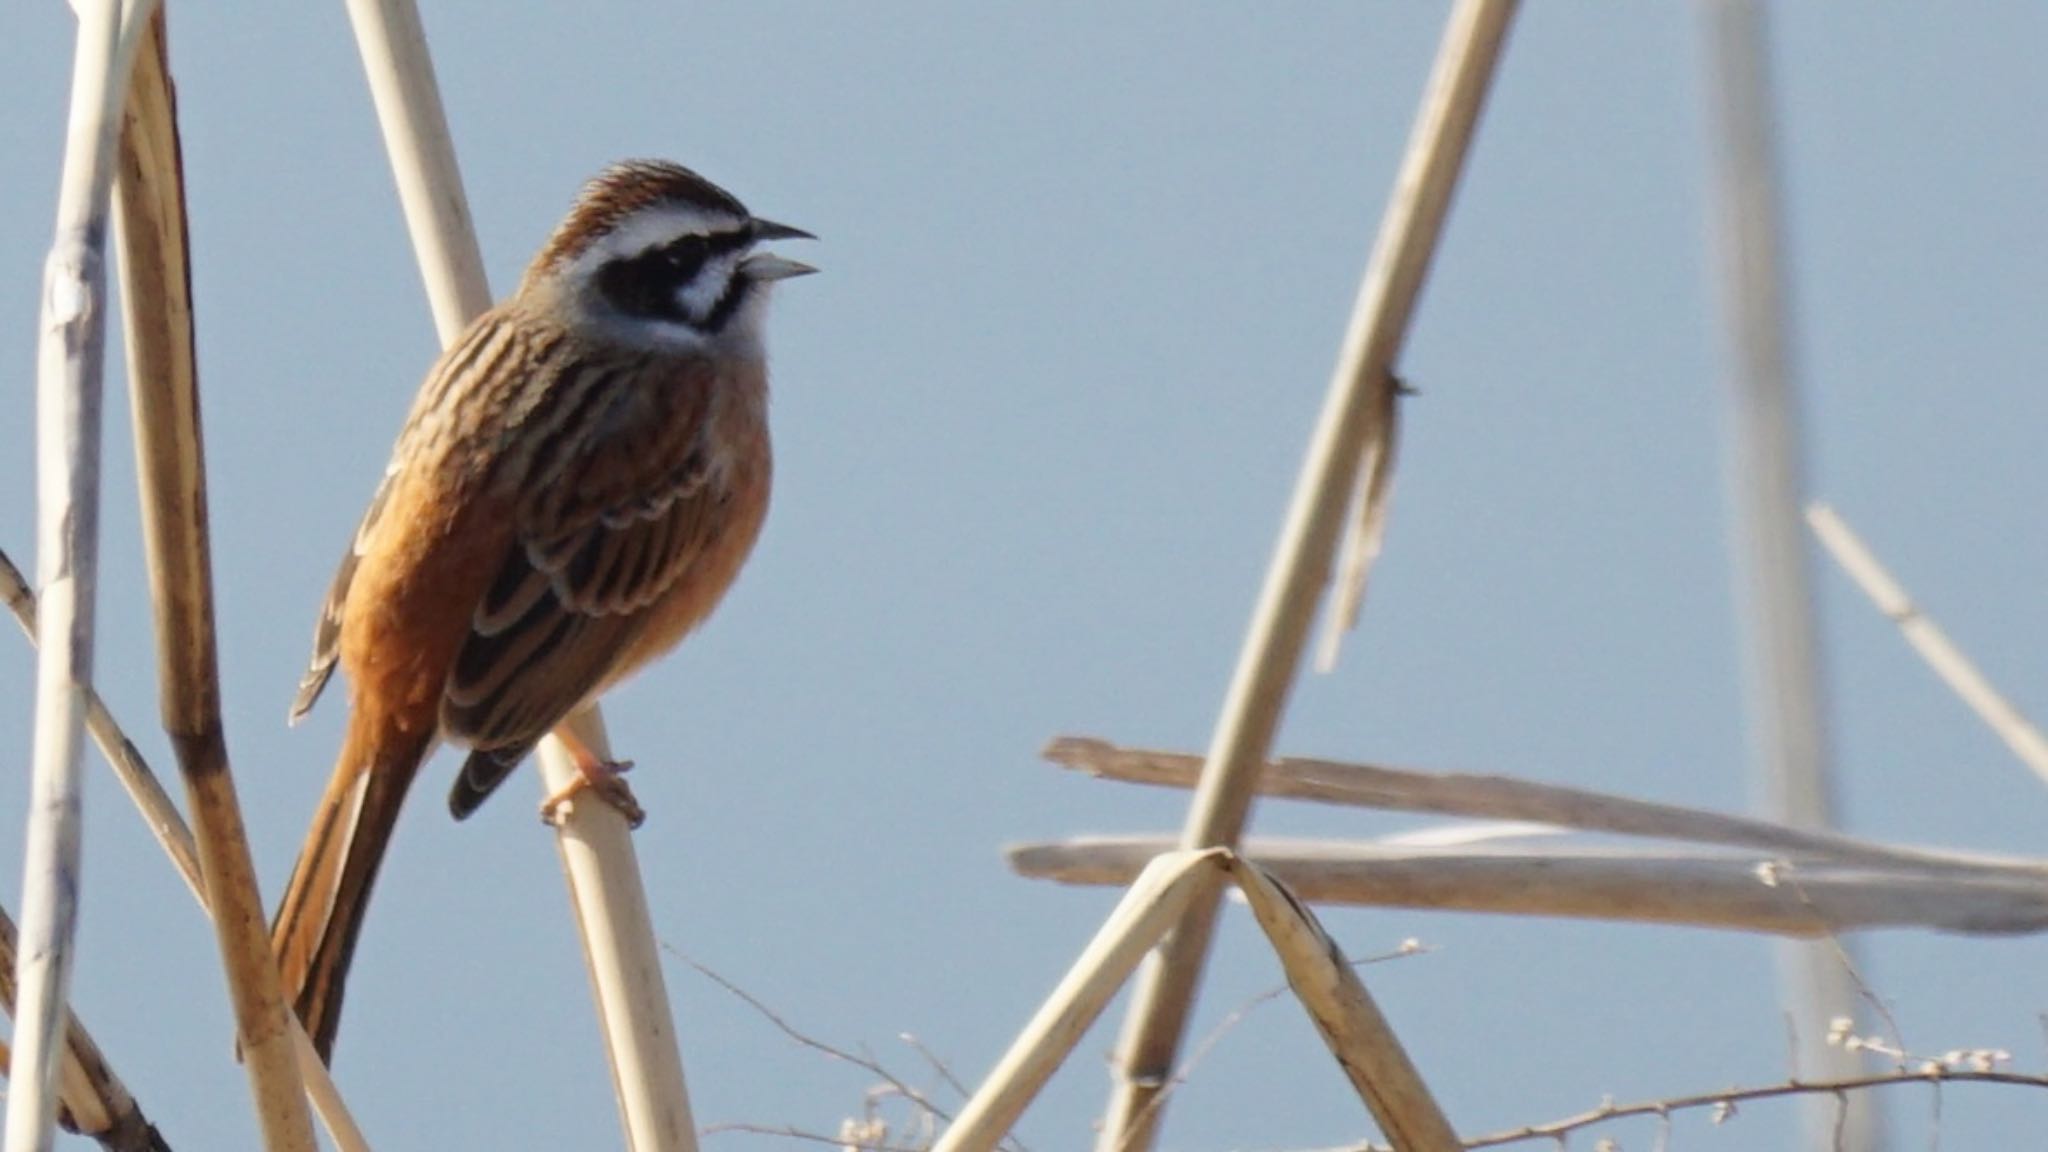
<box><xmin>4</xmin><ymin>5</ymin><xmax>2047</xmax><ymax>1150</ymax></box>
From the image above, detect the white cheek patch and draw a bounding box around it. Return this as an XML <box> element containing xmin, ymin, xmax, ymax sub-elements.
<box><xmin>674</xmin><ymin>252</ymin><xmax>742</xmax><ymax>321</ymax></box>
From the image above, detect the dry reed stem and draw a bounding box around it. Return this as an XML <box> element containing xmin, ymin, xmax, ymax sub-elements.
<box><xmin>1011</xmin><ymin>836</ymin><xmax>2048</xmax><ymax>937</ymax></box>
<box><xmin>110</xmin><ymin>11</ymin><xmax>314</xmax><ymax>1148</ymax></box>
<box><xmin>316</xmin><ymin>6</ymin><xmax>540</xmax><ymax>1146</ymax></box>
<box><xmin>7</xmin><ymin>3</ymin><xmax>145</xmax><ymax>1148</ymax></box>
<box><xmin>1</xmin><ymin>548</ymin><xmax>200</xmax><ymax>899</ymax></box>
<box><xmin>1044</xmin><ymin>736</ymin><xmax>2041</xmax><ymax>877</ymax></box>
<box><xmin>542</xmin><ymin>706</ymin><xmax>698</xmax><ymax>1150</ymax></box>
<box><xmin>342</xmin><ymin>5</ymin><xmax>693</xmax><ymax>1145</ymax></box>
<box><xmin>936</xmin><ymin>850</ymin><xmax>1224</xmax><ymax>1152</ymax></box>
<box><xmin>1099</xmin><ymin>6</ymin><xmax>1516</xmax><ymax>1148</ymax></box>
<box><xmin>1807</xmin><ymin>502</ymin><xmax>2048</xmax><ymax>786</ymax></box>
<box><xmin>342</xmin><ymin>0</ymin><xmax>489</xmax><ymax>341</ymax></box>
<box><xmin>1700</xmin><ymin>3</ymin><xmax>1874</xmax><ymax>1145</ymax></box>
<box><xmin>0</xmin><ymin>545</ymin><xmax>370</xmax><ymax>1150</ymax></box>
<box><xmin>1228</xmin><ymin>859</ymin><xmax>1456</xmax><ymax>1151</ymax></box>
<box><xmin>0</xmin><ymin>907</ymin><xmax>167</xmax><ymax>1151</ymax></box>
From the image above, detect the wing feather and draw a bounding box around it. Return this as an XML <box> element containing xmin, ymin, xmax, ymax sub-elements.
<box><xmin>287</xmin><ymin>315</ymin><xmax>518</xmax><ymax>724</ymax></box>
<box><xmin>438</xmin><ymin>361</ymin><xmax>728</xmax><ymax>813</ymax></box>
<box><xmin>288</xmin><ymin>474</ymin><xmax>395</xmax><ymax>724</ymax></box>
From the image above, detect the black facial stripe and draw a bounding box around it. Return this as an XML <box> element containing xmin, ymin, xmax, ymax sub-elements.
<box><xmin>702</xmin><ymin>274</ymin><xmax>750</xmax><ymax>333</ymax></box>
<box><xmin>594</xmin><ymin>229</ymin><xmax>753</xmax><ymax>330</ymax></box>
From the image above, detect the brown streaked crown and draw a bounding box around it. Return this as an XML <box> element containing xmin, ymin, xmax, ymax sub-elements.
<box><xmin>525</xmin><ymin>160</ymin><xmax>750</xmax><ymax>281</ymax></box>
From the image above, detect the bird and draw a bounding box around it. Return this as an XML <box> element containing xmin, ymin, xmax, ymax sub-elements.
<box><xmin>269</xmin><ymin>159</ymin><xmax>813</xmax><ymax>1063</ymax></box>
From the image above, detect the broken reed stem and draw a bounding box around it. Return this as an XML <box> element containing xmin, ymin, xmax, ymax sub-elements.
<box><xmin>1099</xmin><ymin>6</ymin><xmax>1516</xmax><ymax>1148</ymax></box>
<box><xmin>1009</xmin><ymin>836</ymin><xmax>2048</xmax><ymax>937</ymax></box>
<box><xmin>1044</xmin><ymin>736</ymin><xmax>2044</xmax><ymax>877</ymax></box>
<box><xmin>1807</xmin><ymin>502</ymin><xmax>2048</xmax><ymax>786</ymax></box>
<box><xmin>1316</xmin><ymin>379</ymin><xmax>1403</xmax><ymax>672</ymax></box>
<box><xmin>343</xmin><ymin>4</ymin><xmax>696</xmax><ymax>1146</ymax></box>
<box><xmin>110</xmin><ymin>11</ymin><xmax>314</xmax><ymax>1148</ymax></box>
<box><xmin>6</xmin><ymin>2</ymin><xmax>139</xmax><ymax>1149</ymax></box>
<box><xmin>1229</xmin><ymin>858</ymin><xmax>1457</xmax><ymax>1151</ymax></box>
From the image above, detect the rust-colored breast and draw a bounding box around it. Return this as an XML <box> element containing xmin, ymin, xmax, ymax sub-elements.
<box><xmin>604</xmin><ymin>359</ymin><xmax>773</xmax><ymax>687</ymax></box>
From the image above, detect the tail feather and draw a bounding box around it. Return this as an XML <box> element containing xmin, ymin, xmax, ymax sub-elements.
<box><xmin>448</xmin><ymin>742</ymin><xmax>534</xmax><ymax>821</ymax></box>
<box><xmin>271</xmin><ymin>713</ymin><xmax>434</xmax><ymax>1063</ymax></box>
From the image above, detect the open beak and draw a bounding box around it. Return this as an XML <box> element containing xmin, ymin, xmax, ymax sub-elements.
<box><xmin>741</xmin><ymin>252</ymin><xmax>818</xmax><ymax>281</ymax></box>
<box><xmin>744</xmin><ymin>218</ymin><xmax>817</xmax><ymax>281</ymax></box>
<box><xmin>749</xmin><ymin>218</ymin><xmax>815</xmax><ymax>242</ymax></box>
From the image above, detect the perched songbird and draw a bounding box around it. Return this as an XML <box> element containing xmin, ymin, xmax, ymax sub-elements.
<box><xmin>271</xmin><ymin>160</ymin><xmax>813</xmax><ymax>1062</ymax></box>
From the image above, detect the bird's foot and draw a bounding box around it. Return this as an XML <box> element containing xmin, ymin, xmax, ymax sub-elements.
<box><xmin>540</xmin><ymin>757</ymin><xmax>646</xmax><ymax>828</ymax></box>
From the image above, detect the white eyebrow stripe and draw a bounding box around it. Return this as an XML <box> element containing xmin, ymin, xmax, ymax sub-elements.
<box><xmin>582</xmin><ymin>205</ymin><xmax>743</xmax><ymax>266</ymax></box>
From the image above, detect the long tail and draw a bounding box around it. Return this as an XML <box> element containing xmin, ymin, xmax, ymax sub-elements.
<box><xmin>270</xmin><ymin>710</ymin><xmax>434</xmax><ymax>1064</ymax></box>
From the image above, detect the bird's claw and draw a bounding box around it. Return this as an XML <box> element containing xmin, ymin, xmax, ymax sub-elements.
<box><xmin>539</xmin><ymin>758</ymin><xmax>646</xmax><ymax>828</ymax></box>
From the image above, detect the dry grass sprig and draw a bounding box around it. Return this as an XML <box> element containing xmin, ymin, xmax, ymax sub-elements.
<box><xmin>668</xmin><ymin>950</ymin><xmax>962</xmax><ymax>1140</ymax></box>
<box><xmin>668</xmin><ymin>949</ymin><xmax>1025</xmax><ymax>1152</ymax></box>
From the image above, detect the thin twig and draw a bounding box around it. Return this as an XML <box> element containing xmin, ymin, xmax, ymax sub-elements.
<box><xmin>669</xmin><ymin>949</ymin><xmax>959</xmax><ymax>1132</ymax></box>
<box><xmin>898</xmin><ymin>1035</ymin><xmax>975</xmax><ymax>1112</ymax></box>
<box><xmin>1767</xmin><ymin>870</ymin><xmax>1912</xmax><ymax>1080</ymax></box>
<box><xmin>1309</xmin><ymin>1068</ymin><xmax>2048</xmax><ymax>1151</ymax></box>
<box><xmin>698</xmin><ymin>1122</ymin><xmax>927</xmax><ymax>1152</ymax></box>
<box><xmin>670</xmin><ymin>949</ymin><xmax>1046</xmax><ymax>1152</ymax></box>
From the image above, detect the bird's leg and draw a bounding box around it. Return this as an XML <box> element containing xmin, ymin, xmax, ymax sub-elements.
<box><xmin>538</xmin><ymin>725</ymin><xmax>646</xmax><ymax>828</ymax></box>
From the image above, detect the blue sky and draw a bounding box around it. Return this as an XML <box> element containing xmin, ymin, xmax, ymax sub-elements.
<box><xmin>4</xmin><ymin>5</ymin><xmax>2047</xmax><ymax>1149</ymax></box>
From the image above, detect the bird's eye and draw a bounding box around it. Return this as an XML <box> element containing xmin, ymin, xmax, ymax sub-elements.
<box><xmin>661</xmin><ymin>236</ymin><xmax>710</xmax><ymax>280</ymax></box>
